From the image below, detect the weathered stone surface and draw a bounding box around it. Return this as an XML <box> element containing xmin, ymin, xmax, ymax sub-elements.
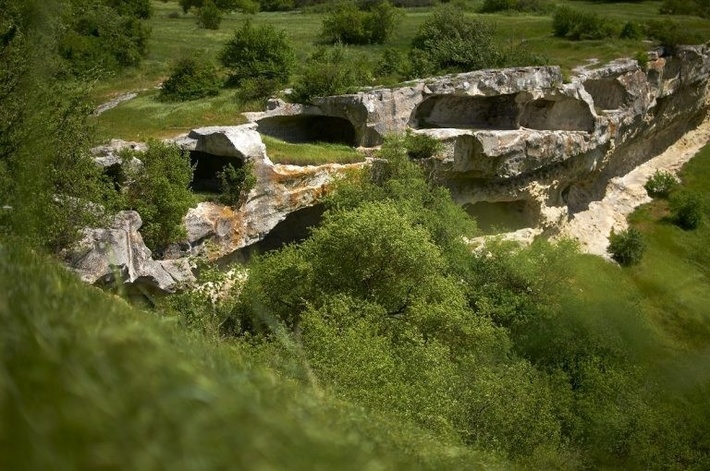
<box><xmin>188</xmin><ymin>124</ymin><xmax>267</xmax><ymax>161</ymax></box>
<box><xmin>64</xmin><ymin>210</ymin><xmax>195</xmax><ymax>293</ymax></box>
<box><xmin>91</xmin><ymin>139</ymin><xmax>145</xmax><ymax>171</ymax></box>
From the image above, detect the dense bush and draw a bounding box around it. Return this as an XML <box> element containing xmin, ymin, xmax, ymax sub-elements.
<box><xmin>104</xmin><ymin>0</ymin><xmax>153</xmax><ymax>18</ymax></box>
<box><xmin>292</xmin><ymin>46</ymin><xmax>372</xmax><ymax>103</ymax></box>
<box><xmin>670</xmin><ymin>190</ymin><xmax>704</xmax><ymax>229</ymax></box>
<box><xmin>217</xmin><ymin>161</ymin><xmax>256</xmax><ymax>205</ymax></box>
<box><xmin>195</xmin><ymin>0</ymin><xmax>223</xmax><ymax>29</ymax></box>
<box><xmin>479</xmin><ymin>0</ymin><xmax>552</xmax><ymax>14</ymax></box>
<box><xmin>121</xmin><ymin>141</ymin><xmax>195</xmax><ymax>251</ymax></box>
<box><xmin>403</xmin><ymin>131</ymin><xmax>442</xmax><ymax>160</ymax></box>
<box><xmin>410</xmin><ymin>4</ymin><xmax>499</xmax><ymax>74</ymax></box>
<box><xmin>159</xmin><ymin>57</ymin><xmax>221</xmax><ymax>101</ymax></box>
<box><xmin>552</xmin><ymin>6</ymin><xmax>617</xmax><ymax>40</ymax></box>
<box><xmin>321</xmin><ymin>0</ymin><xmax>401</xmax><ymax>45</ymax></box>
<box><xmin>645</xmin><ymin>19</ymin><xmax>704</xmax><ymax>51</ymax></box>
<box><xmin>620</xmin><ymin>20</ymin><xmax>644</xmax><ymax>39</ymax></box>
<box><xmin>644</xmin><ymin>169</ymin><xmax>678</xmax><ymax>198</ymax></box>
<box><xmin>180</xmin><ymin>0</ymin><xmax>258</xmax><ymax>14</ymax></box>
<box><xmin>259</xmin><ymin>0</ymin><xmax>295</xmax><ymax>10</ymax></box>
<box><xmin>608</xmin><ymin>227</ymin><xmax>646</xmax><ymax>266</ymax></box>
<box><xmin>219</xmin><ymin>21</ymin><xmax>295</xmax><ymax>94</ymax></box>
<box><xmin>59</xmin><ymin>0</ymin><xmax>151</xmax><ymax>76</ymax></box>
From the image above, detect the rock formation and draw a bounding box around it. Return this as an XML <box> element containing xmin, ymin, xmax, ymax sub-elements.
<box><xmin>63</xmin><ymin>210</ymin><xmax>195</xmax><ymax>294</ymax></box>
<box><xmin>246</xmin><ymin>45</ymin><xmax>710</xmax><ymax>238</ymax></box>
<box><xmin>179</xmin><ymin>124</ymin><xmax>366</xmax><ymax>259</ymax></box>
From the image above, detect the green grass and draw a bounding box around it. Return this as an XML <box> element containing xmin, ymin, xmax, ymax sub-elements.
<box><xmin>0</xmin><ymin>244</ymin><xmax>505</xmax><ymax>470</ymax></box>
<box><xmin>625</xmin><ymin>144</ymin><xmax>710</xmax><ymax>351</ymax></box>
<box><xmin>263</xmin><ymin>136</ymin><xmax>366</xmax><ymax>165</ymax></box>
<box><xmin>93</xmin><ymin>89</ymin><xmax>247</xmax><ymax>142</ymax></box>
<box><xmin>93</xmin><ymin>1</ymin><xmax>708</xmax><ymax>143</ymax></box>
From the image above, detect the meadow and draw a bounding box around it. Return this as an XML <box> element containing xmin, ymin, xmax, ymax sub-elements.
<box><xmin>93</xmin><ymin>0</ymin><xmax>709</xmax><ymax>142</ymax></box>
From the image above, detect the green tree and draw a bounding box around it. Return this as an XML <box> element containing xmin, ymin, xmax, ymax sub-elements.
<box><xmin>410</xmin><ymin>4</ymin><xmax>498</xmax><ymax>74</ymax></box>
<box><xmin>219</xmin><ymin>21</ymin><xmax>295</xmax><ymax>95</ymax></box>
<box><xmin>608</xmin><ymin>228</ymin><xmax>646</xmax><ymax>266</ymax></box>
<box><xmin>292</xmin><ymin>45</ymin><xmax>372</xmax><ymax>103</ymax></box>
<box><xmin>121</xmin><ymin>141</ymin><xmax>195</xmax><ymax>252</ymax></box>
<box><xmin>321</xmin><ymin>0</ymin><xmax>401</xmax><ymax>45</ymax></box>
<box><xmin>670</xmin><ymin>190</ymin><xmax>704</xmax><ymax>229</ymax></box>
<box><xmin>159</xmin><ymin>56</ymin><xmax>221</xmax><ymax>101</ymax></box>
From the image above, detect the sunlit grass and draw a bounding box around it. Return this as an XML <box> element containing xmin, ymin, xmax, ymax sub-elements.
<box><xmin>92</xmin><ymin>89</ymin><xmax>247</xmax><ymax>142</ymax></box>
<box><xmin>262</xmin><ymin>136</ymin><xmax>366</xmax><ymax>165</ymax></box>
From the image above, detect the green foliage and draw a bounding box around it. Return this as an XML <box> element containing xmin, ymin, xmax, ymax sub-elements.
<box><xmin>217</xmin><ymin>161</ymin><xmax>256</xmax><ymax>205</ymax></box>
<box><xmin>645</xmin><ymin>18</ymin><xmax>704</xmax><ymax>51</ymax></box>
<box><xmin>634</xmin><ymin>50</ymin><xmax>649</xmax><ymax>68</ymax></box>
<box><xmin>403</xmin><ymin>130</ymin><xmax>442</xmax><ymax>160</ymax></box>
<box><xmin>410</xmin><ymin>4</ymin><xmax>499</xmax><ymax>74</ymax></box>
<box><xmin>552</xmin><ymin>6</ymin><xmax>617</xmax><ymax>40</ymax></box>
<box><xmin>59</xmin><ymin>0</ymin><xmax>151</xmax><ymax>77</ymax></box>
<box><xmin>159</xmin><ymin>56</ymin><xmax>221</xmax><ymax>102</ymax></box>
<box><xmin>1</xmin><ymin>245</ymin><xmax>503</xmax><ymax>471</ymax></box>
<box><xmin>292</xmin><ymin>45</ymin><xmax>372</xmax><ymax>103</ymax></box>
<box><xmin>120</xmin><ymin>140</ymin><xmax>194</xmax><ymax>251</ymax></box>
<box><xmin>104</xmin><ymin>0</ymin><xmax>153</xmax><ymax>18</ymax></box>
<box><xmin>660</xmin><ymin>0</ymin><xmax>710</xmax><ymax>18</ymax></box>
<box><xmin>180</xmin><ymin>0</ymin><xmax>259</xmax><ymax>14</ymax></box>
<box><xmin>219</xmin><ymin>20</ymin><xmax>295</xmax><ymax>94</ymax></box>
<box><xmin>195</xmin><ymin>0</ymin><xmax>223</xmax><ymax>29</ymax></box>
<box><xmin>259</xmin><ymin>0</ymin><xmax>295</xmax><ymax>10</ymax></box>
<box><xmin>670</xmin><ymin>190</ymin><xmax>703</xmax><ymax>230</ymax></box>
<box><xmin>479</xmin><ymin>0</ymin><xmax>552</xmax><ymax>14</ymax></box>
<box><xmin>644</xmin><ymin>169</ymin><xmax>678</xmax><ymax>198</ymax></box>
<box><xmin>620</xmin><ymin>21</ymin><xmax>643</xmax><ymax>40</ymax></box>
<box><xmin>321</xmin><ymin>0</ymin><xmax>401</xmax><ymax>45</ymax></box>
<box><xmin>608</xmin><ymin>227</ymin><xmax>646</xmax><ymax>266</ymax></box>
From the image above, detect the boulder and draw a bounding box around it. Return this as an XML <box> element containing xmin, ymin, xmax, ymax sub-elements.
<box><xmin>64</xmin><ymin>210</ymin><xmax>195</xmax><ymax>293</ymax></box>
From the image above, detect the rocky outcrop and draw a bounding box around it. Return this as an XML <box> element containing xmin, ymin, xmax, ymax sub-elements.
<box><xmin>246</xmin><ymin>45</ymin><xmax>710</xmax><ymax>239</ymax></box>
<box><xmin>63</xmin><ymin>211</ymin><xmax>195</xmax><ymax>294</ymax></box>
<box><xmin>179</xmin><ymin>125</ymin><xmax>366</xmax><ymax>259</ymax></box>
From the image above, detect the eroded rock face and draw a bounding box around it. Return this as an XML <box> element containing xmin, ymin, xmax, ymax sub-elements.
<box><xmin>179</xmin><ymin>125</ymin><xmax>366</xmax><ymax>259</ymax></box>
<box><xmin>246</xmin><ymin>46</ymin><xmax>709</xmax><ymax>240</ymax></box>
<box><xmin>63</xmin><ymin>211</ymin><xmax>195</xmax><ymax>293</ymax></box>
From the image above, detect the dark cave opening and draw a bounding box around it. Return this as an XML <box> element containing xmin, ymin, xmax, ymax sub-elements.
<box><xmin>256</xmin><ymin>115</ymin><xmax>358</xmax><ymax>146</ymax></box>
<box><xmin>411</xmin><ymin>94</ymin><xmax>520</xmax><ymax>130</ymax></box>
<box><xmin>189</xmin><ymin>150</ymin><xmax>244</xmax><ymax>193</ymax></box>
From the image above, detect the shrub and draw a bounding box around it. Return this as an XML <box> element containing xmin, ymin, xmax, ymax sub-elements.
<box><xmin>321</xmin><ymin>0</ymin><xmax>401</xmax><ymax>45</ymax></box>
<box><xmin>375</xmin><ymin>48</ymin><xmax>409</xmax><ymax>77</ymax></box>
<box><xmin>403</xmin><ymin>131</ymin><xmax>442</xmax><ymax>160</ymax></box>
<box><xmin>644</xmin><ymin>169</ymin><xmax>678</xmax><ymax>198</ymax></box>
<box><xmin>479</xmin><ymin>0</ymin><xmax>551</xmax><ymax>14</ymax></box>
<box><xmin>635</xmin><ymin>50</ymin><xmax>649</xmax><ymax>68</ymax></box>
<box><xmin>645</xmin><ymin>19</ymin><xmax>703</xmax><ymax>52</ymax></box>
<box><xmin>670</xmin><ymin>190</ymin><xmax>703</xmax><ymax>230</ymax></box>
<box><xmin>292</xmin><ymin>45</ymin><xmax>372</xmax><ymax>103</ymax></box>
<box><xmin>121</xmin><ymin>141</ymin><xmax>195</xmax><ymax>252</ymax></box>
<box><xmin>608</xmin><ymin>228</ymin><xmax>646</xmax><ymax>266</ymax></box>
<box><xmin>217</xmin><ymin>161</ymin><xmax>256</xmax><ymax>205</ymax></box>
<box><xmin>219</xmin><ymin>21</ymin><xmax>295</xmax><ymax>91</ymax></box>
<box><xmin>195</xmin><ymin>0</ymin><xmax>222</xmax><ymax>29</ymax></box>
<box><xmin>552</xmin><ymin>6</ymin><xmax>617</xmax><ymax>40</ymax></box>
<box><xmin>180</xmin><ymin>0</ymin><xmax>259</xmax><ymax>14</ymax></box>
<box><xmin>410</xmin><ymin>4</ymin><xmax>499</xmax><ymax>75</ymax></box>
<box><xmin>259</xmin><ymin>0</ymin><xmax>295</xmax><ymax>10</ymax></box>
<box><xmin>620</xmin><ymin>21</ymin><xmax>643</xmax><ymax>40</ymax></box>
<box><xmin>159</xmin><ymin>57</ymin><xmax>221</xmax><ymax>102</ymax></box>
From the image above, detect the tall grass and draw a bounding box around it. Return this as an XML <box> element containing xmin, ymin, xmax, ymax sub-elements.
<box><xmin>0</xmin><ymin>244</ymin><xmax>504</xmax><ymax>470</ymax></box>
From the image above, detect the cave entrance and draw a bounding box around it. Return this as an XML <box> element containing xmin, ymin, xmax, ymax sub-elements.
<box><xmin>256</xmin><ymin>115</ymin><xmax>357</xmax><ymax>146</ymax></box>
<box><xmin>220</xmin><ymin>204</ymin><xmax>326</xmax><ymax>265</ymax></box>
<box><xmin>519</xmin><ymin>98</ymin><xmax>595</xmax><ymax>132</ymax></box>
<box><xmin>411</xmin><ymin>94</ymin><xmax>520</xmax><ymax>130</ymax></box>
<box><xmin>583</xmin><ymin>79</ymin><xmax>629</xmax><ymax>110</ymax></box>
<box><xmin>189</xmin><ymin>150</ymin><xmax>244</xmax><ymax>193</ymax></box>
<box><xmin>464</xmin><ymin>200</ymin><xmax>531</xmax><ymax>234</ymax></box>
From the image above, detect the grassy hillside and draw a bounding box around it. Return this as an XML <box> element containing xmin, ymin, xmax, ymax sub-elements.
<box><xmin>0</xmin><ymin>243</ymin><xmax>505</xmax><ymax>470</ymax></box>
